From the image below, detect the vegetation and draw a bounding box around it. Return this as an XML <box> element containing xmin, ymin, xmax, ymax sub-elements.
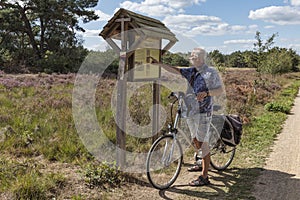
<box><xmin>0</xmin><ymin>70</ymin><xmax>300</xmax><ymax>199</ymax></box>
<box><xmin>84</xmin><ymin>162</ymin><xmax>124</xmax><ymax>189</ymax></box>
<box><xmin>209</xmin><ymin>31</ymin><xmax>300</xmax><ymax>74</ymax></box>
<box><xmin>0</xmin><ymin>0</ymin><xmax>98</xmax><ymax>73</ymax></box>
<box><xmin>230</xmin><ymin>80</ymin><xmax>300</xmax><ymax>199</ymax></box>
<box><xmin>0</xmin><ymin>2</ymin><xmax>300</xmax><ymax>198</ymax></box>
<box><xmin>1</xmin><ymin>5</ymin><xmax>298</xmax><ymax>76</ymax></box>
<box><xmin>161</xmin><ymin>51</ymin><xmax>190</xmax><ymax>66</ymax></box>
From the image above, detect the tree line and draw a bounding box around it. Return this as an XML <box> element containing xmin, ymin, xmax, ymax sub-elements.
<box><xmin>208</xmin><ymin>32</ymin><xmax>299</xmax><ymax>74</ymax></box>
<box><xmin>0</xmin><ymin>0</ymin><xmax>299</xmax><ymax>75</ymax></box>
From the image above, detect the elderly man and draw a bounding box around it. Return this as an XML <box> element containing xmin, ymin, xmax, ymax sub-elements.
<box><xmin>152</xmin><ymin>47</ymin><xmax>223</xmax><ymax>186</ymax></box>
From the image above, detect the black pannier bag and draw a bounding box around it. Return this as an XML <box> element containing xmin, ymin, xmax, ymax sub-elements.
<box><xmin>221</xmin><ymin>115</ymin><xmax>243</xmax><ymax>146</ymax></box>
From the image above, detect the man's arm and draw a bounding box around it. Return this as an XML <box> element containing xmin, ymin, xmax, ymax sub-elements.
<box><xmin>208</xmin><ymin>86</ymin><xmax>224</xmax><ymax>96</ymax></box>
<box><xmin>149</xmin><ymin>56</ymin><xmax>181</xmax><ymax>75</ymax></box>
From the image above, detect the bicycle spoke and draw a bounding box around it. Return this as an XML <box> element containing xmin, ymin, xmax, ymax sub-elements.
<box><xmin>146</xmin><ymin>135</ymin><xmax>183</xmax><ymax>189</ymax></box>
<box><xmin>210</xmin><ymin>140</ymin><xmax>235</xmax><ymax>171</ymax></box>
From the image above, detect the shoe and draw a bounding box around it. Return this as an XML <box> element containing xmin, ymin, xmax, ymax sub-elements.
<box><xmin>189</xmin><ymin>175</ymin><xmax>210</xmax><ymax>186</ymax></box>
<box><xmin>187</xmin><ymin>165</ymin><xmax>202</xmax><ymax>172</ymax></box>
<box><xmin>194</xmin><ymin>153</ymin><xmax>202</xmax><ymax>166</ymax></box>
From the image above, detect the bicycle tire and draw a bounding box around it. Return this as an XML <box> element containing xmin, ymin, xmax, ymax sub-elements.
<box><xmin>146</xmin><ymin>134</ymin><xmax>183</xmax><ymax>190</ymax></box>
<box><xmin>209</xmin><ymin>121</ymin><xmax>236</xmax><ymax>171</ymax></box>
<box><xmin>210</xmin><ymin>139</ymin><xmax>235</xmax><ymax>171</ymax></box>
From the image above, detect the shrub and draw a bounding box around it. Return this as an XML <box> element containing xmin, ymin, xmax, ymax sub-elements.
<box><xmin>264</xmin><ymin>101</ymin><xmax>292</xmax><ymax>114</ymax></box>
<box><xmin>84</xmin><ymin>162</ymin><xmax>124</xmax><ymax>189</ymax></box>
<box><xmin>258</xmin><ymin>47</ymin><xmax>295</xmax><ymax>75</ymax></box>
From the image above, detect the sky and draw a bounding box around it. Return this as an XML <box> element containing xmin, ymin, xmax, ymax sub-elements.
<box><xmin>78</xmin><ymin>0</ymin><xmax>300</xmax><ymax>54</ymax></box>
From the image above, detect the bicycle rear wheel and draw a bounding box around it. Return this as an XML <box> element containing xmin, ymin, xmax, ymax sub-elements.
<box><xmin>146</xmin><ymin>134</ymin><xmax>183</xmax><ymax>190</ymax></box>
<box><xmin>210</xmin><ymin>139</ymin><xmax>235</xmax><ymax>171</ymax></box>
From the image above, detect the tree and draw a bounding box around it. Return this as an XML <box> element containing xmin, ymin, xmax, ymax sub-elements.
<box><xmin>0</xmin><ymin>0</ymin><xmax>99</xmax><ymax>72</ymax></box>
<box><xmin>227</xmin><ymin>51</ymin><xmax>247</xmax><ymax>68</ymax></box>
<box><xmin>253</xmin><ymin>31</ymin><xmax>278</xmax><ymax>72</ymax></box>
<box><xmin>260</xmin><ymin>47</ymin><xmax>299</xmax><ymax>74</ymax></box>
<box><xmin>208</xmin><ymin>50</ymin><xmax>225</xmax><ymax>67</ymax></box>
<box><xmin>162</xmin><ymin>52</ymin><xmax>189</xmax><ymax>66</ymax></box>
<box><xmin>254</xmin><ymin>31</ymin><xmax>278</xmax><ymax>53</ymax></box>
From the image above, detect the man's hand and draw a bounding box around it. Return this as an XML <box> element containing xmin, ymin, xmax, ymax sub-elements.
<box><xmin>196</xmin><ymin>91</ymin><xmax>208</xmax><ymax>101</ymax></box>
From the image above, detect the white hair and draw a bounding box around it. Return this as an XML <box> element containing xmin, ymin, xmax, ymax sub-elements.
<box><xmin>193</xmin><ymin>47</ymin><xmax>207</xmax><ymax>63</ymax></box>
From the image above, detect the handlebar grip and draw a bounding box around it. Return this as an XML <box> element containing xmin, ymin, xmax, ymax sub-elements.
<box><xmin>168</xmin><ymin>92</ymin><xmax>174</xmax><ymax>99</ymax></box>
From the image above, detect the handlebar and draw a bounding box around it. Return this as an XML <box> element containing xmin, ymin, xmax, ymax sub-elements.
<box><xmin>168</xmin><ymin>91</ymin><xmax>185</xmax><ymax>100</ymax></box>
<box><xmin>168</xmin><ymin>91</ymin><xmax>222</xmax><ymax>112</ymax></box>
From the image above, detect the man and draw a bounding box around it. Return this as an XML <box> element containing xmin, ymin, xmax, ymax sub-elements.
<box><xmin>152</xmin><ymin>47</ymin><xmax>223</xmax><ymax>186</ymax></box>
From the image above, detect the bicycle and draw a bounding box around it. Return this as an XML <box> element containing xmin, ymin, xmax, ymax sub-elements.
<box><xmin>146</xmin><ymin>91</ymin><xmax>236</xmax><ymax>190</ymax></box>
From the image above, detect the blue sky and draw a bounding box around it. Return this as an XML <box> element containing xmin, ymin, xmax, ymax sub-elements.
<box><xmin>78</xmin><ymin>0</ymin><xmax>300</xmax><ymax>54</ymax></box>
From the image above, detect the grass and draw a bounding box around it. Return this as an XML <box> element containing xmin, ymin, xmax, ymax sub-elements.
<box><xmin>0</xmin><ymin>83</ymin><xmax>88</xmax><ymax>198</ymax></box>
<box><xmin>0</xmin><ymin>156</ymin><xmax>66</xmax><ymax>199</ymax></box>
<box><xmin>226</xmin><ymin>79</ymin><xmax>300</xmax><ymax>199</ymax></box>
<box><xmin>0</xmin><ymin>71</ymin><xmax>300</xmax><ymax>199</ymax></box>
<box><xmin>84</xmin><ymin>161</ymin><xmax>124</xmax><ymax>189</ymax></box>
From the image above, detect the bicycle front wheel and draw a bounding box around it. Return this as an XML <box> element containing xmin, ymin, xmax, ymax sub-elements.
<box><xmin>146</xmin><ymin>135</ymin><xmax>183</xmax><ymax>190</ymax></box>
<box><xmin>210</xmin><ymin>139</ymin><xmax>235</xmax><ymax>171</ymax></box>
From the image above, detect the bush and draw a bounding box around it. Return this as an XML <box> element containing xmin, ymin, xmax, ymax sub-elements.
<box><xmin>84</xmin><ymin>162</ymin><xmax>124</xmax><ymax>189</ymax></box>
<box><xmin>258</xmin><ymin>47</ymin><xmax>296</xmax><ymax>75</ymax></box>
<box><xmin>264</xmin><ymin>101</ymin><xmax>292</xmax><ymax>114</ymax></box>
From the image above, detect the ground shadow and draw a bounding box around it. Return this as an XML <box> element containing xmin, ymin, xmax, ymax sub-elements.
<box><xmin>252</xmin><ymin>168</ymin><xmax>300</xmax><ymax>200</ymax></box>
<box><xmin>131</xmin><ymin>166</ymin><xmax>300</xmax><ymax>200</ymax></box>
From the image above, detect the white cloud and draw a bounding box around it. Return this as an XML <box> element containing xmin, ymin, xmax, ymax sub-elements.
<box><xmin>120</xmin><ymin>1</ymin><xmax>176</xmax><ymax>17</ymax></box>
<box><xmin>224</xmin><ymin>39</ymin><xmax>256</xmax><ymax>45</ymax></box>
<box><xmin>163</xmin><ymin>14</ymin><xmax>254</xmax><ymax>36</ymax></box>
<box><xmin>264</xmin><ymin>25</ymin><xmax>275</xmax><ymax>29</ymax></box>
<box><xmin>249</xmin><ymin>6</ymin><xmax>300</xmax><ymax>25</ymax></box>
<box><xmin>288</xmin><ymin>44</ymin><xmax>300</xmax><ymax>53</ymax></box>
<box><xmin>120</xmin><ymin>0</ymin><xmax>205</xmax><ymax>17</ymax></box>
<box><xmin>248</xmin><ymin>24</ymin><xmax>258</xmax><ymax>29</ymax></box>
<box><xmin>118</xmin><ymin>0</ymin><xmax>255</xmax><ymax>37</ymax></box>
<box><xmin>78</xmin><ymin>29</ymin><xmax>100</xmax><ymax>37</ymax></box>
<box><xmin>163</xmin><ymin>14</ymin><xmax>223</xmax><ymax>36</ymax></box>
<box><xmin>291</xmin><ymin>0</ymin><xmax>300</xmax><ymax>6</ymax></box>
<box><xmin>231</xmin><ymin>25</ymin><xmax>247</xmax><ymax>32</ymax></box>
<box><xmin>94</xmin><ymin>10</ymin><xmax>111</xmax><ymax>22</ymax></box>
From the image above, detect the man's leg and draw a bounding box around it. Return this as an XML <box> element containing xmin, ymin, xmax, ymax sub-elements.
<box><xmin>201</xmin><ymin>142</ymin><xmax>210</xmax><ymax>178</ymax></box>
<box><xmin>189</xmin><ymin>139</ymin><xmax>210</xmax><ymax>186</ymax></box>
<box><xmin>187</xmin><ymin>138</ymin><xmax>202</xmax><ymax>172</ymax></box>
<box><xmin>193</xmin><ymin>139</ymin><xmax>210</xmax><ymax>178</ymax></box>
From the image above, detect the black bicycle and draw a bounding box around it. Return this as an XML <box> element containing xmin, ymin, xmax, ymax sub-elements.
<box><xmin>146</xmin><ymin>92</ymin><xmax>236</xmax><ymax>190</ymax></box>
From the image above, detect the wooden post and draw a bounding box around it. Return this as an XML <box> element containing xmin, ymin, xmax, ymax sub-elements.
<box><xmin>115</xmin><ymin>17</ymin><xmax>130</xmax><ymax>168</ymax></box>
<box><xmin>152</xmin><ymin>43</ymin><xmax>162</xmax><ymax>143</ymax></box>
<box><xmin>152</xmin><ymin>81</ymin><xmax>160</xmax><ymax>143</ymax></box>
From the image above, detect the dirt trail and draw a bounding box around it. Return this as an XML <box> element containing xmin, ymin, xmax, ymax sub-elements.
<box><xmin>252</xmin><ymin>89</ymin><xmax>300</xmax><ymax>200</ymax></box>
<box><xmin>110</xmin><ymin>163</ymin><xmax>239</xmax><ymax>200</ymax></box>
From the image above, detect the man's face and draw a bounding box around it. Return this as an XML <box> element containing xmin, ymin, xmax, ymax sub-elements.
<box><xmin>189</xmin><ymin>51</ymin><xmax>204</xmax><ymax>68</ymax></box>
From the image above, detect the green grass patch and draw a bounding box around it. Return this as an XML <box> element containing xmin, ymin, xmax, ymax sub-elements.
<box><xmin>0</xmin><ymin>157</ymin><xmax>66</xmax><ymax>199</ymax></box>
<box><xmin>227</xmin><ymin>79</ymin><xmax>300</xmax><ymax>199</ymax></box>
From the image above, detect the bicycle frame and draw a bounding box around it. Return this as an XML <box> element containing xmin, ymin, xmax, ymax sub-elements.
<box><xmin>167</xmin><ymin>92</ymin><xmax>195</xmax><ymax>150</ymax></box>
<box><xmin>160</xmin><ymin>92</ymin><xmax>185</xmax><ymax>166</ymax></box>
<box><xmin>167</xmin><ymin>92</ymin><xmax>235</xmax><ymax>154</ymax></box>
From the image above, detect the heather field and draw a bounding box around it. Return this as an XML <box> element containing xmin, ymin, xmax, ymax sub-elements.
<box><xmin>0</xmin><ymin>69</ymin><xmax>300</xmax><ymax>199</ymax></box>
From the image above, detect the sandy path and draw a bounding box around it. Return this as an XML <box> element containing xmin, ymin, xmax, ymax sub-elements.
<box><xmin>253</xmin><ymin>89</ymin><xmax>300</xmax><ymax>199</ymax></box>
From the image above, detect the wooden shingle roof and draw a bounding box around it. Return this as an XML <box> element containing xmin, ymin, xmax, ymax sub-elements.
<box><xmin>100</xmin><ymin>8</ymin><xmax>178</xmax><ymax>42</ymax></box>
